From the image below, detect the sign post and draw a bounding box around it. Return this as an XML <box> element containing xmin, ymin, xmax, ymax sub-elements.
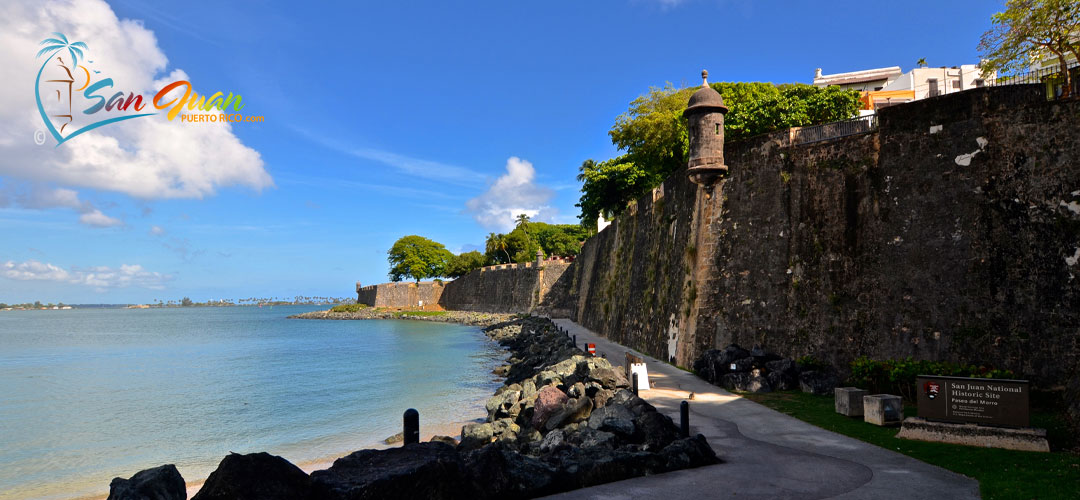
<box><xmin>898</xmin><ymin>375</ymin><xmax>1049</xmax><ymax>452</ymax></box>
<box><xmin>915</xmin><ymin>375</ymin><xmax>1029</xmax><ymax>427</ymax></box>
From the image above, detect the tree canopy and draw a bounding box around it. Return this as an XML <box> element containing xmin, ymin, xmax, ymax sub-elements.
<box><xmin>445</xmin><ymin>250</ymin><xmax>490</xmax><ymax>278</ymax></box>
<box><xmin>484</xmin><ymin>222</ymin><xmax>591</xmax><ymax>264</ymax></box>
<box><xmin>577</xmin><ymin>82</ymin><xmax>861</xmax><ymax>226</ymax></box>
<box><xmin>978</xmin><ymin>0</ymin><xmax>1080</xmax><ymax>97</ymax></box>
<box><xmin>387</xmin><ymin>235</ymin><xmax>454</xmax><ymax>282</ymax></box>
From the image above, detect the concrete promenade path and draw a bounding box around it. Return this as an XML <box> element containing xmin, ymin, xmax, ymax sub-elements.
<box><xmin>542</xmin><ymin>318</ymin><xmax>981</xmax><ymax>500</ymax></box>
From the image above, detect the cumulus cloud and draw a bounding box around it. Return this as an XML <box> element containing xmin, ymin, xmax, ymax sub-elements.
<box><xmin>465</xmin><ymin>157</ymin><xmax>557</xmax><ymax>231</ymax></box>
<box><xmin>79</xmin><ymin>208</ymin><xmax>122</xmax><ymax>227</ymax></box>
<box><xmin>0</xmin><ymin>0</ymin><xmax>272</xmax><ymax>199</ymax></box>
<box><xmin>0</xmin><ymin>183</ymin><xmax>124</xmax><ymax>227</ymax></box>
<box><xmin>2</xmin><ymin>259</ymin><xmax>171</xmax><ymax>289</ymax></box>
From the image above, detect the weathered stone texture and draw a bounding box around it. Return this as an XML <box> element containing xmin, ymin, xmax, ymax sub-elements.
<box><xmin>357</xmin><ymin>282</ymin><xmax>444</xmax><ymax>309</ymax></box>
<box><xmin>440</xmin><ymin>262</ymin><xmax>570</xmax><ymax>313</ymax></box>
<box><xmin>549</xmin><ymin>86</ymin><xmax>1080</xmax><ymax>390</ymax></box>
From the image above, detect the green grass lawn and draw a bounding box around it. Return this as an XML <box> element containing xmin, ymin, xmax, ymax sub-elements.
<box><xmin>741</xmin><ymin>391</ymin><xmax>1080</xmax><ymax>500</ymax></box>
<box><xmin>329</xmin><ymin>303</ymin><xmax>368</xmax><ymax>313</ymax></box>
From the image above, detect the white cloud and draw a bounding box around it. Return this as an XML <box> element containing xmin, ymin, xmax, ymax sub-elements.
<box><xmin>2</xmin><ymin>259</ymin><xmax>171</xmax><ymax>289</ymax></box>
<box><xmin>149</xmin><ymin>225</ymin><xmax>165</xmax><ymax>235</ymax></box>
<box><xmin>0</xmin><ymin>183</ymin><xmax>124</xmax><ymax>227</ymax></box>
<box><xmin>465</xmin><ymin>157</ymin><xmax>557</xmax><ymax>231</ymax></box>
<box><xmin>79</xmin><ymin>208</ymin><xmax>122</xmax><ymax>227</ymax></box>
<box><xmin>0</xmin><ymin>0</ymin><xmax>272</xmax><ymax>199</ymax></box>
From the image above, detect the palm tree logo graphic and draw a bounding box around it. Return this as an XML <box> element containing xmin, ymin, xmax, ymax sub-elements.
<box><xmin>34</xmin><ymin>32</ymin><xmax>154</xmax><ymax>146</ymax></box>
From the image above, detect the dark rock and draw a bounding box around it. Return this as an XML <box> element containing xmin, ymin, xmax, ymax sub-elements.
<box><xmin>693</xmin><ymin>345</ymin><xmax>751</xmax><ymax>383</ymax></box>
<box><xmin>545</xmin><ymin>396</ymin><xmax>593</xmax><ymax>431</ymax></box>
<box><xmin>458</xmin><ymin>422</ymin><xmax>494</xmax><ymax>451</ymax></box>
<box><xmin>552</xmin><ymin>447</ymin><xmax>666</xmax><ymax>490</ymax></box>
<box><xmin>658</xmin><ymin>434</ymin><xmax>721</xmax><ymax>471</ymax></box>
<box><xmin>633</xmin><ymin>411</ymin><xmax>679</xmax><ymax>450</ymax></box>
<box><xmin>531</xmin><ymin>385</ymin><xmax>569</xmax><ymax>429</ymax></box>
<box><xmin>720</xmin><ymin>372</ymin><xmax>750</xmax><ymax>391</ymax></box>
<box><xmin>192</xmin><ymin>452</ymin><xmax>311</xmax><ymax>500</ymax></box>
<box><xmin>587</xmin><ymin>403</ymin><xmax>636</xmax><ymax>437</ymax></box>
<box><xmin>486</xmin><ymin>389</ymin><xmax>521</xmax><ymax>420</ymax></box>
<box><xmin>765</xmin><ymin>359</ymin><xmax>800</xmax><ymax>390</ymax></box>
<box><xmin>750</xmin><ymin>345</ymin><xmax>782</xmax><ymax>365</ymax></box>
<box><xmin>310</xmin><ymin>442</ymin><xmax>467</xmax><ymax>500</ymax></box>
<box><xmin>430</xmin><ymin>435</ymin><xmax>458</xmax><ymax>446</ymax></box>
<box><xmin>732</xmin><ymin>357</ymin><xmax>755</xmax><ymax>373</ymax></box>
<box><xmin>570</xmin><ymin>427</ymin><xmax>618</xmax><ymax>449</ymax></box>
<box><xmin>799</xmin><ymin>370</ymin><xmax>840</xmax><ymax>396</ymax></box>
<box><xmin>107</xmin><ymin>464</ymin><xmax>185</xmax><ymax>500</ymax></box>
<box><xmin>492</xmin><ymin>418</ymin><xmax>520</xmax><ymax>437</ymax></box>
<box><xmin>462</xmin><ymin>443</ymin><xmax>558</xmax><ymax>499</ymax></box>
<box><xmin>746</xmin><ymin>375</ymin><xmax>771</xmax><ymax>393</ymax></box>
<box><xmin>539</xmin><ymin>428</ymin><xmax>568</xmax><ymax>453</ymax></box>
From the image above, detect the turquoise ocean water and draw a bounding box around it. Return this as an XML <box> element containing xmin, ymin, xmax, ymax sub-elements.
<box><xmin>0</xmin><ymin>306</ymin><xmax>505</xmax><ymax>499</ymax></box>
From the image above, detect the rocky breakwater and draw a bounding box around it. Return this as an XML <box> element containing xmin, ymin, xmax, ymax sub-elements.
<box><xmin>694</xmin><ymin>344</ymin><xmax>840</xmax><ymax>395</ymax></box>
<box><xmin>105</xmin><ymin>316</ymin><xmax>718</xmax><ymax>500</ymax></box>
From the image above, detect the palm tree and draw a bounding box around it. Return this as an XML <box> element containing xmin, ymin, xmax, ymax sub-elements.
<box><xmin>515</xmin><ymin>213</ymin><xmax>531</xmax><ymax>231</ymax></box>
<box><xmin>486</xmin><ymin>232</ymin><xmax>511</xmax><ymax>263</ymax></box>
<box><xmin>37</xmin><ymin>32</ymin><xmax>88</xmax><ymax>70</ymax></box>
<box><xmin>916</xmin><ymin>57</ymin><xmax>928</xmax><ymax>68</ymax></box>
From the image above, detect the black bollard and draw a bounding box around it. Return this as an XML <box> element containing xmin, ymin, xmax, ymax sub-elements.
<box><xmin>573</xmin><ymin>334</ymin><xmax>576</xmax><ymax>347</ymax></box>
<box><xmin>680</xmin><ymin>401</ymin><xmax>690</xmax><ymax>438</ymax></box>
<box><xmin>403</xmin><ymin>408</ymin><xmax>419</xmax><ymax>446</ymax></box>
<box><xmin>633</xmin><ymin>372</ymin><xmax>639</xmax><ymax>396</ymax></box>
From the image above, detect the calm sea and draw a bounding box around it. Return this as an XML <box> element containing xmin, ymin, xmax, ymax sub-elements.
<box><xmin>0</xmin><ymin>306</ymin><xmax>505</xmax><ymax>499</ymax></box>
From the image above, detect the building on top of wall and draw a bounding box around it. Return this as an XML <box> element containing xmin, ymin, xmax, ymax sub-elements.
<box><xmin>815</xmin><ymin>64</ymin><xmax>993</xmax><ymax>114</ymax></box>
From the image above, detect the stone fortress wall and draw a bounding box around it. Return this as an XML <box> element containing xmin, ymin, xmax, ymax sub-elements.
<box><xmin>357</xmin><ymin>85</ymin><xmax>1079</xmax><ymax>390</ymax></box>
<box><xmin>355</xmin><ymin>258</ymin><xmax>574</xmax><ymax>314</ymax></box>
<box><xmin>546</xmin><ymin>85</ymin><xmax>1080</xmax><ymax>388</ymax></box>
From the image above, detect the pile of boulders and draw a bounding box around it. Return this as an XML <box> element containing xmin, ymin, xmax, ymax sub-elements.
<box><xmin>106</xmin><ymin>316</ymin><xmax>718</xmax><ymax>500</ymax></box>
<box><xmin>693</xmin><ymin>344</ymin><xmax>840</xmax><ymax>395</ymax></box>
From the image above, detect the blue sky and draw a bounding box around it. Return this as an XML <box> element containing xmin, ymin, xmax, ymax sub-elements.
<box><xmin>0</xmin><ymin>0</ymin><xmax>1003</xmax><ymax>304</ymax></box>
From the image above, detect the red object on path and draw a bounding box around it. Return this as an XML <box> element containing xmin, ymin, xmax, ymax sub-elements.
<box><xmin>587</xmin><ymin>343</ymin><xmax>596</xmax><ymax>356</ymax></box>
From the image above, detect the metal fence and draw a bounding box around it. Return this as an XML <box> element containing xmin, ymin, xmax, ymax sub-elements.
<box><xmin>987</xmin><ymin>61</ymin><xmax>1080</xmax><ymax>98</ymax></box>
<box><xmin>788</xmin><ymin>113</ymin><xmax>878</xmax><ymax>146</ymax></box>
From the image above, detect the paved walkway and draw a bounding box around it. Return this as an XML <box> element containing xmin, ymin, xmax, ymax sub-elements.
<box><xmin>542</xmin><ymin>319</ymin><xmax>981</xmax><ymax>500</ymax></box>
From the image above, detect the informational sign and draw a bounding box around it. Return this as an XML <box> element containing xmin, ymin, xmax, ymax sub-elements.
<box><xmin>916</xmin><ymin>375</ymin><xmax>1029</xmax><ymax>428</ymax></box>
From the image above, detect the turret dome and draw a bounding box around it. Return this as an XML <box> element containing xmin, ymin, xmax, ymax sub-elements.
<box><xmin>686</xmin><ymin>70</ymin><xmax>728</xmax><ymax>114</ymax></box>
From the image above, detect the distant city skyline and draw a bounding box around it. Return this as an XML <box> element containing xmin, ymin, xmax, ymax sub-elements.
<box><xmin>0</xmin><ymin>0</ymin><xmax>1003</xmax><ymax>303</ymax></box>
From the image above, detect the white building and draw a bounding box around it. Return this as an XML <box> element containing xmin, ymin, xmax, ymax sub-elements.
<box><xmin>813</xmin><ymin>66</ymin><xmax>902</xmax><ymax>92</ymax></box>
<box><xmin>814</xmin><ymin>64</ymin><xmax>991</xmax><ymax>113</ymax></box>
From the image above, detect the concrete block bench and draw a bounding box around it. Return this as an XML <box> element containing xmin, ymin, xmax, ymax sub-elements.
<box><xmin>834</xmin><ymin>387</ymin><xmax>868</xmax><ymax>416</ymax></box>
<box><xmin>863</xmin><ymin>394</ymin><xmax>903</xmax><ymax>426</ymax></box>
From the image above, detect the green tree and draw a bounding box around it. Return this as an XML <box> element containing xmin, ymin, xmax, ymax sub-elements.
<box><xmin>181</xmin><ymin>297</ymin><xmax>194</xmax><ymax>307</ymax></box>
<box><xmin>486</xmin><ymin>232</ymin><xmax>512</xmax><ymax>264</ymax></box>
<box><xmin>979</xmin><ymin>0</ymin><xmax>1080</xmax><ymax>97</ymax></box>
<box><xmin>576</xmin><ymin>81</ymin><xmax>860</xmax><ymax>226</ymax></box>
<box><xmin>917</xmin><ymin>57</ymin><xmax>928</xmax><ymax>67</ymax></box>
<box><xmin>446</xmin><ymin>251</ymin><xmax>491</xmax><ymax>278</ymax></box>
<box><xmin>387</xmin><ymin>235</ymin><xmax>454</xmax><ymax>282</ymax></box>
